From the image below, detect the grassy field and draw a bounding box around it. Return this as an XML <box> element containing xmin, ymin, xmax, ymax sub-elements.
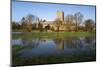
<box><xmin>12</xmin><ymin>31</ymin><xmax>95</xmax><ymax>39</ymax></box>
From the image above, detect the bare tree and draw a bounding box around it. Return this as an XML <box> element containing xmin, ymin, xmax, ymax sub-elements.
<box><xmin>54</xmin><ymin>18</ymin><xmax>63</xmax><ymax>32</ymax></box>
<box><xmin>65</xmin><ymin>14</ymin><xmax>74</xmax><ymax>23</ymax></box>
<box><xmin>38</xmin><ymin>22</ymin><xmax>43</xmax><ymax>32</ymax></box>
<box><xmin>74</xmin><ymin>12</ymin><xmax>83</xmax><ymax>31</ymax></box>
<box><xmin>21</xmin><ymin>14</ymin><xmax>39</xmax><ymax>32</ymax></box>
<box><xmin>65</xmin><ymin>14</ymin><xmax>74</xmax><ymax>31</ymax></box>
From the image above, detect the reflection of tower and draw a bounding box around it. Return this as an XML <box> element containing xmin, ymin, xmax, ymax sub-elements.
<box><xmin>56</xmin><ymin>39</ymin><xmax>64</xmax><ymax>50</ymax></box>
<box><xmin>56</xmin><ymin>11</ymin><xmax>64</xmax><ymax>21</ymax></box>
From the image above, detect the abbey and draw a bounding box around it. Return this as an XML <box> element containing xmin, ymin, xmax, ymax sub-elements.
<box><xmin>36</xmin><ymin>10</ymin><xmax>75</xmax><ymax>31</ymax></box>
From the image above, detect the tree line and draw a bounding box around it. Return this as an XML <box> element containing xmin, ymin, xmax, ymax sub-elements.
<box><xmin>54</xmin><ymin>12</ymin><xmax>95</xmax><ymax>32</ymax></box>
<box><xmin>12</xmin><ymin>12</ymin><xmax>96</xmax><ymax>32</ymax></box>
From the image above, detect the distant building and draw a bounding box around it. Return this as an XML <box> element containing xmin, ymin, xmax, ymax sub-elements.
<box><xmin>36</xmin><ymin>10</ymin><xmax>75</xmax><ymax>31</ymax></box>
<box><xmin>56</xmin><ymin>10</ymin><xmax>64</xmax><ymax>21</ymax></box>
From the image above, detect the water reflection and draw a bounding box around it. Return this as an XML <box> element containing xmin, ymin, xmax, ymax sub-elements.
<box><xmin>12</xmin><ymin>33</ymin><xmax>96</xmax><ymax>57</ymax></box>
<box><xmin>54</xmin><ymin>38</ymin><xmax>64</xmax><ymax>50</ymax></box>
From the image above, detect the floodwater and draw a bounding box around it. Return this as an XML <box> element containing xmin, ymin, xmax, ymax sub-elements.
<box><xmin>12</xmin><ymin>32</ymin><xmax>96</xmax><ymax>58</ymax></box>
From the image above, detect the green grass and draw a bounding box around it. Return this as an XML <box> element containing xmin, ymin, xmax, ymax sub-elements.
<box><xmin>12</xmin><ymin>31</ymin><xmax>95</xmax><ymax>39</ymax></box>
<box><xmin>12</xmin><ymin>45</ymin><xmax>25</xmax><ymax>51</ymax></box>
<box><xmin>12</xmin><ymin>29</ymin><xmax>23</xmax><ymax>32</ymax></box>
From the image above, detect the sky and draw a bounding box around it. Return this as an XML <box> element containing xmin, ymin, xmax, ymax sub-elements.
<box><xmin>12</xmin><ymin>1</ymin><xmax>96</xmax><ymax>23</ymax></box>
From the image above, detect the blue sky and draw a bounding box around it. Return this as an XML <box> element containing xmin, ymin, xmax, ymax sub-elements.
<box><xmin>12</xmin><ymin>1</ymin><xmax>96</xmax><ymax>22</ymax></box>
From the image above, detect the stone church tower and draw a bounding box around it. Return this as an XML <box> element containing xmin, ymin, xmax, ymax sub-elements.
<box><xmin>56</xmin><ymin>10</ymin><xmax>64</xmax><ymax>21</ymax></box>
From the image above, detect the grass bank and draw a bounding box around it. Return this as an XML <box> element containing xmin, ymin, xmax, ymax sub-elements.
<box><xmin>12</xmin><ymin>31</ymin><xmax>95</xmax><ymax>39</ymax></box>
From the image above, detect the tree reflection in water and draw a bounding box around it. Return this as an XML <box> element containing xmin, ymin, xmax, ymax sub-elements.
<box><xmin>84</xmin><ymin>36</ymin><xmax>96</xmax><ymax>45</ymax></box>
<box><xmin>53</xmin><ymin>36</ymin><xmax>95</xmax><ymax>50</ymax></box>
<box><xmin>21</xmin><ymin>32</ymin><xmax>40</xmax><ymax>48</ymax></box>
<box><xmin>20</xmin><ymin>33</ymin><xmax>96</xmax><ymax>50</ymax></box>
<box><xmin>53</xmin><ymin>38</ymin><xmax>64</xmax><ymax>50</ymax></box>
<box><xmin>12</xmin><ymin>34</ymin><xmax>96</xmax><ymax>60</ymax></box>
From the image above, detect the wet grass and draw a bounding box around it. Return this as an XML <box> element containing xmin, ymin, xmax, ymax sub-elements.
<box><xmin>12</xmin><ymin>45</ymin><xmax>25</xmax><ymax>51</ymax></box>
<box><xmin>12</xmin><ymin>31</ymin><xmax>95</xmax><ymax>39</ymax></box>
